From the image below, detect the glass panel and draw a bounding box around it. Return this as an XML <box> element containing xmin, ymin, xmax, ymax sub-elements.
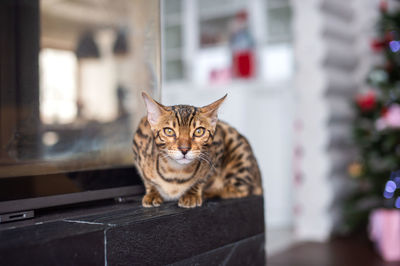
<box><xmin>198</xmin><ymin>0</ymin><xmax>246</xmax><ymax>16</ymax></box>
<box><xmin>165</xmin><ymin>59</ymin><xmax>184</xmax><ymax>80</ymax></box>
<box><xmin>163</xmin><ymin>0</ymin><xmax>182</xmax><ymax>15</ymax></box>
<box><xmin>267</xmin><ymin>6</ymin><xmax>292</xmax><ymax>43</ymax></box>
<box><xmin>164</xmin><ymin>25</ymin><xmax>182</xmax><ymax>49</ymax></box>
<box><xmin>0</xmin><ymin>0</ymin><xmax>161</xmax><ymax>177</ymax></box>
<box><xmin>267</xmin><ymin>0</ymin><xmax>289</xmax><ymax>9</ymax></box>
<box><xmin>200</xmin><ymin>16</ymin><xmax>233</xmax><ymax>48</ymax></box>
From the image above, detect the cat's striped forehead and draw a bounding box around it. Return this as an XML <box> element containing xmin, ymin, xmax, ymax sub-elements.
<box><xmin>169</xmin><ymin>105</ymin><xmax>198</xmax><ymax>126</ymax></box>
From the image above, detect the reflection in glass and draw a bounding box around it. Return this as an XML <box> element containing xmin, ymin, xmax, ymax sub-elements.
<box><xmin>0</xmin><ymin>0</ymin><xmax>161</xmax><ymax>177</ymax></box>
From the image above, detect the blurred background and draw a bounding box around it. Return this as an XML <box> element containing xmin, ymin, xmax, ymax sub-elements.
<box><xmin>160</xmin><ymin>0</ymin><xmax>400</xmax><ymax>258</ymax></box>
<box><xmin>2</xmin><ymin>0</ymin><xmax>400</xmax><ymax>262</ymax></box>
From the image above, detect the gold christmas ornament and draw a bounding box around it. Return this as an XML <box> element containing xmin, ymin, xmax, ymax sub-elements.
<box><xmin>348</xmin><ymin>162</ymin><xmax>362</xmax><ymax>178</ymax></box>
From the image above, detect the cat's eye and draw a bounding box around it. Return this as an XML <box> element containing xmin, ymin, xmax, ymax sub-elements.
<box><xmin>163</xmin><ymin>127</ymin><xmax>175</xmax><ymax>137</ymax></box>
<box><xmin>193</xmin><ymin>127</ymin><xmax>205</xmax><ymax>137</ymax></box>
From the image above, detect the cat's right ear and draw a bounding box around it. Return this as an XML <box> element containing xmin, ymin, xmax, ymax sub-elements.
<box><xmin>142</xmin><ymin>92</ymin><xmax>166</xmax><ymax>127</ymax></box>
<box><xmin>200</xmin><ymin>94</ymin><xmax>227</xmax><ymax>128</ymax></box>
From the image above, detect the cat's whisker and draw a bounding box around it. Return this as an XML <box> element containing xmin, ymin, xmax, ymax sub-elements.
<box><xmin>197</xmin><ymin>153</ymin><xmax>216</xmax><ymax>172</ymax></box>
<box><xmin>158</xmin><ymin>153</ymin><xmax>170</xmax><ymax>160</ymax></box>
<box><xmin>201</xmin><ymin>160</ymin><xmax>216</xmax><ymax>173</ymax></box>
<box><xmin>196</xmin><ymin>157</ymin><xmax>210</xmax><ymax>169</ymax></box>
<box><xmin>199</xmin><ymin>152</ymin><xmax>211</xmax><ymax>162</ymax></box>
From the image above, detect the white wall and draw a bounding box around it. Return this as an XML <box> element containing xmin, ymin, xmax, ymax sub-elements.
<box><xmin>292</xmin><ymin>0</ymin><xmax>382</xmax><ymax>240</ymax></box>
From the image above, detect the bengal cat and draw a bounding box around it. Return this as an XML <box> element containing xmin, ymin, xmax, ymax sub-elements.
<box><xmin>132</xmin><ymin>92</ymin><xmax>262</xmax><ymax>208</ymax></box>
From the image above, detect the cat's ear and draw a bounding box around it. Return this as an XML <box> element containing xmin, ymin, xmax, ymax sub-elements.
<box><xmin>200</xmin><ymin>94</ymin><xmax>227</xmax><ymax>127</ymax></box>
<box><xmin>142</xmin><ymin>92</ymin><xmax>166</xmax><ymax>127</ymax></box>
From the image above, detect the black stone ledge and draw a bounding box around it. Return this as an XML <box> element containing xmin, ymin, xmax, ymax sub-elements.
<box><xmin>0</xmin><ymin>196</ymin><xmax>265</xmax><ymax>266</ymax></box>
<box><xmin>171</xmin><ymin>233</ymin><xmax>265</xmax><ymax>266</ymax></box>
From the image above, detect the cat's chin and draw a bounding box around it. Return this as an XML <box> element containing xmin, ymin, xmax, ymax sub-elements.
<box><xmin>175</xmin><ymin>158</ymin><xmax>194</xmax><ymax>165</ymax></box>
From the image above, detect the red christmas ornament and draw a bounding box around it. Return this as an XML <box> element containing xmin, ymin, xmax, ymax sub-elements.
<box><xmin>371</xmin><ymin>39</ymin><xmax>385</xmax><ymax>52</ymax></box>
<box><xmin>385</xmin><ymin>31</ymin><xmax>394</xmax><ymax>43</ymax></box>
<box><xmin>381</xmin><ymin>107</ymin><xmax>389</xmax><ymax>117</ymax></box>
<box><xmin>380</xmin><ymin>0</ymin><xmax>388</xmax><ymax>13</ymax></box>
<box><xmin>356</xmin><ymin>91</ymin><xmax>377</xmax><ymax>112</ymax></box>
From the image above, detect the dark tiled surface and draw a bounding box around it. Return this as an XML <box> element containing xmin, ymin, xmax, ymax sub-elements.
<box><xmin>172</xmin><ymin>233</ymin><xmax>266</xmax><ymax>266</ymax></box>
<box><xmin>0</xmin><ymin>222</ymin><xmax>105</xmax><ymax>266</ymax></box>
<box><xmin>68</xmin><ymin>200</ymin><xmax>189</xmax><ymax>226</ymax></box>
<box><xmin>106</xmin><ymin>198</ymin><xmax>265</xmax><ymax>265</ymax></box>
<box><xmin>0</xmin><ymin>196</ymin><xmax>265</xmax><ymax>266</ymax></box>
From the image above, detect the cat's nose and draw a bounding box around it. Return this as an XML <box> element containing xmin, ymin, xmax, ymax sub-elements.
<box><xmin>179</xmin><ymin>147</ymin><xmax>190</xmax><ymax>155</ymax></box>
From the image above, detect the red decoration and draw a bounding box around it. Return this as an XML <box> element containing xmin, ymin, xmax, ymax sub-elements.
<box><xmin>356</xmin><ymin>91</ymin><xmax>377</xmax><ymax>112</ymax></box>
<box><xmin>380</xmin><ymin>0</ymin><xmax>388</xmax><ymax>13</ymax></box>
<box><xmin>236</xmin><ymin>10</ymin><xmax>248</xmax><ymax>22</ymax></box>
<box><xmin>232</xmin><ymin>51</ymin><xmax>255</xmax><ymax>79</ymax></box>
<box><xmin>371</xmin><ymin>39</ymin><xmax>385</xmax><ymax>52</ymax></box>
<box><xmin>385</xmin><ymin>31</ymin><xmax>394</xmax><ymax>43</ymax></box>
<box><xmin>381</xmin><ymin>107</ymin><xmax>389</xmax><ymax>117</ymax></box>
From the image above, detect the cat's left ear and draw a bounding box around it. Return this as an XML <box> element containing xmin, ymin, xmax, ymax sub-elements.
<box><xmin>200</xmin><ymin>94</ymin><xmax>227</xmax><ymax>128</ymax></box>
<box><xmin>142</xmin><ymin>92</ymin><xmax>167</xmax><ymax>128</ymax></box>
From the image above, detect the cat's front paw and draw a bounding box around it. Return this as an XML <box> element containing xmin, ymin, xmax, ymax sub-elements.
<box><xmin>178</xmin><ymin>194</ymin><xmax>203</xmax><ymax>208</ymax></box>
<box><xmin>142</xmin><ymin>192</ymin><xmax>163</xmax><ymax>207</ymax></box>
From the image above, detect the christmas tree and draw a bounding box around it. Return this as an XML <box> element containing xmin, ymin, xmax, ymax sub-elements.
<box><xmin>343</xmin><ymin>1</ymin><xmax>400</xmax><ymax>234</ymax></box>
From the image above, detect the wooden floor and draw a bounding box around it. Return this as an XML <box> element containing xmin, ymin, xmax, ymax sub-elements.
<box><xmin>268</xmin><ymin>237</ymin><xmax>400</xmax><ymax>266</ymax></box>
